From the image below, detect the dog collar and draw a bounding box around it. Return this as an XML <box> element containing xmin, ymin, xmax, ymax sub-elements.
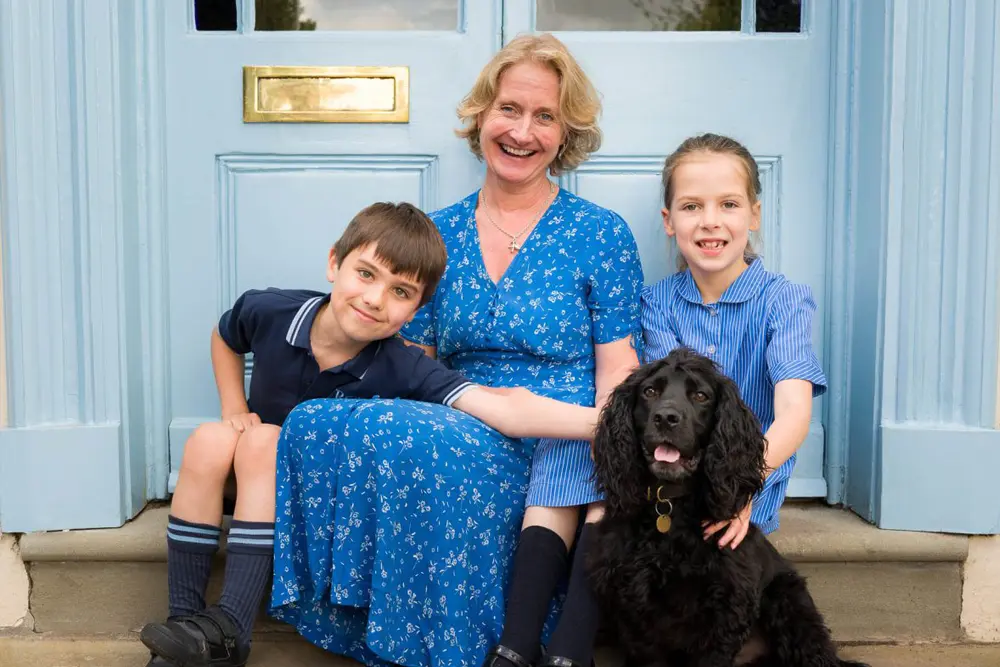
<box><xmin>646</xmin><ymin>485</ymin><xmax>677</xmax><ymax>533</ymax></box>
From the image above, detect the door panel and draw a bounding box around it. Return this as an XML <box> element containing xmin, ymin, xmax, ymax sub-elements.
<box><xmin>507</xmin><ymin>0</ymin><xmax>831</xmax><ymax>497</ymax></box>
<box><xmin>163</xmin><ymin>0</ymin><xmax>497</xmax><ymax>485</ymax></box>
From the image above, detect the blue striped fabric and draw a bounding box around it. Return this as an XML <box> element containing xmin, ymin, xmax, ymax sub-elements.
<box><xmin>640</xmin><ymin>259</ymin><xmax>826</xmax><ymax>533</ymax></box>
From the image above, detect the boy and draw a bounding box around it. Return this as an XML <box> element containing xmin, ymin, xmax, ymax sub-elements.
<box><xmin>140</xmin><ymin>202</ymin><xmax>600</xmax><ymax>667</ymax></box>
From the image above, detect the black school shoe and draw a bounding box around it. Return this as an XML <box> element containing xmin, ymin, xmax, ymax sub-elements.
<box><xmin>139</xmin><ymin>605</ymin><xmax>250</xmax><ymax>667</ymax></box>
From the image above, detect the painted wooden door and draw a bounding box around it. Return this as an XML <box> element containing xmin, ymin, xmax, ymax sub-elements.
<box><xmin>504</xmin><ymin>0</ymin><xmax>833</xmax><ymax>497</ymax></box>
<box><xmin>163</xmin><ymin>0</ymin><xmax>833</xmax><ymax>497</ymax></box>
<box><xmin>162</xmin><ymin>0</ymin><xmax>499</xmax><ymax>487</ymax></box>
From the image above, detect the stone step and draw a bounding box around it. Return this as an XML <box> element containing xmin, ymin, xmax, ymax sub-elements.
<box><xmin>16</xmin><ymin>502</ymin><xmax>971</xmax><ymax>644</ymax></box>
<box><xmin>1</xmin><ymin>634</ymin><xmax>999</xmax><ymax>667</ymax></box>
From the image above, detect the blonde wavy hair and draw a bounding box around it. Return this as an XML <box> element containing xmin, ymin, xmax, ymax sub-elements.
<box><xmin>456</xmin><ymin>33</ymin><xmax>602</xmax><ymax>176</ymax></box>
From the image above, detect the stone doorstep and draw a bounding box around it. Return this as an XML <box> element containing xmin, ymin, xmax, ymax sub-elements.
<box><xmin>14</xmin><ymin>502</ymin><xmax>973</xmax><ymax>643</ymax></box>
<box><xmin>17</xmin><ymin>501</ymin><xmax>971</xmax><ymax>564</ymax></box>
<box><xmin>1</xmin><ymin>635</ymin><xmax>1000</xmax><ymax>667</ymax></box>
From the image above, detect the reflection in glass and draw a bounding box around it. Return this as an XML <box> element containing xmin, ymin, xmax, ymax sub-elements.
<box><xmin>195</xmin><ymin>0</ymin><xmax>237</xmax><ymax>31</ymax></box>
<box><xmin>537</xmin><ymin>0</ymin><xmax>740</xmax><ymax>32</ymax></box>
<box><xmin>756</xmin><ymin>0</ymin><xmax>801</xmax><ymax>32</ymax></box>
<box><xmin>255</xmin><ymin>0</ymin><xmax>458</xmax><ymax>31</ymax></box>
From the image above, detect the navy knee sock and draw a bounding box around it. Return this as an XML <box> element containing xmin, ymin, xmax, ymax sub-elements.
<box><xmin>496</xmin><ymin>526</ymin><xmax>569</xmax><ymax>666</ymax></box>
<box><xmin>166</xmin><ymin>515</ymin><xmax>222</xmax><ymax>618</ymax></box>
<box><xmin>217</xmin><ymin>520</ymin><xmax>275</xmax><ymax>644</ymax></box>
<box><xmin>545</xmin><ymin>522</ymin><xmax>600</xmax><ymax>664</ymax></box>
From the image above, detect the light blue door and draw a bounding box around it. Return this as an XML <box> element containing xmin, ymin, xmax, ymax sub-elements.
<box><xmin>504</xmin><ymin>0</ymin><xmax>834</xmax><ymax>498</ymax></box>
<box><xmin>162</xmin><ymin>1</ymin><xmax>500</xmax><ymax>487</ymax></box>
<box><xmin>163</xmin><ymin>1</ymin><xmax>833</xmax><ymax>498</ymax></box>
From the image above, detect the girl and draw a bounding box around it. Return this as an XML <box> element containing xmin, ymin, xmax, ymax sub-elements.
<box><xmin>641</xmin><ymin>133</ymin><xmax>827</xmax><ymax>547</ymax></box>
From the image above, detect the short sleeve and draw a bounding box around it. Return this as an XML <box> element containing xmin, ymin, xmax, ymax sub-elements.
<box><xmin>587</xmin><ymin>211</ymin><xmax>644</xmax><ymax>346</ymax></box>
<box><xmin>640</xmin><ymin>286</ymin><xmax>681</xmax><ymax>363</ymax></box>
<box><xmin>400</xmin><ymin>297</ymin><xmax>437</xmax><ymax>347</ymax></box>
<box><xmin>217</xmin><ymin>290</ymin><xmax>258</xmax><ymax>355</ymax></box>
<box><xmin>405</xmin><ymin>347</ymin><xmax>474</xmax><ymax>406</ymax></box>
<box><xmin>766</xmin><ymin>283</ymin><xmax>827</xmax><ymax>396</ymax></box>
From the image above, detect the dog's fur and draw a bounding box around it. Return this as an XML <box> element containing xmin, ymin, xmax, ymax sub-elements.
<box><xmin>588</xmin><ymin>348</ymin><xmax>868</xmax><ymax>667</ymax></box>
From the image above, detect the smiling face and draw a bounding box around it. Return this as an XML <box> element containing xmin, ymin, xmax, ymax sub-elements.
<box><xmin>478</xmin><ymin>61</ymin><xmax>563</xmax><ymax>189</ymax></box>
<box><xmin>324</xmin><ymin>243</ymin><xmax>425</xmax><ymax>346</ymax></box>
<box><xmin>632</xmin><ymin>355</ymin><xmax>721</xmax><ymax>483</ymax></box>
<box><xmin>663</xmin><ymin>151</ymin><xmax>761</xmax><ymax>290</ymax></box>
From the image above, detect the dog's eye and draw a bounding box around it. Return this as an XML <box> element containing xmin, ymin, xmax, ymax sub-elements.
<box><xmin>642</xmin><ymin>386</ymin><xmax>658</xmax><ymax>399</ymax></box>
<box><xmin>692</xmin><ymin>391</ymin><xmax>709</xmax><ymax>402</ymax></box>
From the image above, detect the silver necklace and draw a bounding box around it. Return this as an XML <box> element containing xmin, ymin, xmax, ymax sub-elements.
<box><xmin>479</xmin><ymin>181</ymin><xmax>556</xmax><ymax>254</ymax></box>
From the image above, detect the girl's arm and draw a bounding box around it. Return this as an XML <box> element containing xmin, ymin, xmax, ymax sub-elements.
<box><xmin>704</xmin><ymin>378</ymin><xmax>814</xmax><ymax>549</ymax></box>
<box><xmin>761</xmin><ymin>378</ymin><xmax>814</xmax><ymax>475</ymax></box>
<box><xmin>594</xmin><ymin>336</ymin><xmax>640</xmax><ymax>412</ymax></box>
<box><xmin>451</xmin><ymin>387</ymin><xmax>599</xmax><ymax>440</ymax></box>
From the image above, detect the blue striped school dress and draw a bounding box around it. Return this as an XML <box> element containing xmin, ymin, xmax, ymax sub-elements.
<box><xmin>640</xmin><ymin>259</ymin><xmax>826</xmax><ymax>533</ymax></box>
<box><xmin>269</xmin><ymin>189</ymin><xmax>642</xmax><ymax>667</ymax></box>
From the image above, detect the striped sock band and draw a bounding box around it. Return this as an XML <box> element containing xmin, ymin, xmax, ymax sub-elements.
<box><xmin>218</xmin><ymin>520</ymin><xmax>275</xmax><ymax>643</ymax></box>
<box><xmin>166</xmin><ymin>515</ymin><xmax>222</xmax><ymax>618</ymax></box>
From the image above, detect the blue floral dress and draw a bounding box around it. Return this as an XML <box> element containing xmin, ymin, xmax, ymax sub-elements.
<box><xmin>270</xmin><ymin>189</ymin><xmax>643</xmax><ymax>667</ymax></box>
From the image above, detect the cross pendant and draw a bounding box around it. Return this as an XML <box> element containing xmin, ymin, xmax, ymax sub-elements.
<box><xmin>508</xmin><ymin>239</ymin><xmax>521</xmax><ymax>254</ymax></box>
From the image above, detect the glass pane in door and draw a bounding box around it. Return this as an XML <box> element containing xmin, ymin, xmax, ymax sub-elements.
<box><xmin>536</xmin><ymin>0</ymin><xmax>741</xmax><ymax>32</ymax></box>
<box><xmin>255</xmin><ymin>0</ymin><xmax>459</xmax><ymax>31</ymax></box>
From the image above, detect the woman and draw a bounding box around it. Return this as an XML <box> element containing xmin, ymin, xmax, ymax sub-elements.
<box><xmin>271</xmin><ymin>34</ymin><xmax>643</xmax><ymax>667</ymax></box>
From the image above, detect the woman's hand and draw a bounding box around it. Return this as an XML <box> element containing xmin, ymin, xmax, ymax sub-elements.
<box><xmin>223</xmin><ymin>411</ymin><xmax>261</xmax><ymax>434</ymax></box>
<box><xmin>703</xmin><ymin>501</ymin><xmax>752</xmax><ymax>549</ymax></box>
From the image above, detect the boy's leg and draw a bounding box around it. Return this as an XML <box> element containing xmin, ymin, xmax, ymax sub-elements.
<box><xmin>166</xmin><ymin>422</ymin><xmax>243</xmax><ymax>618</ymax></box>
<box><xmin>486</xmin><ymin>505</ymin><xmax>580</xmax><ymax>667</ymax></box>
<box><xmin>541</xmin><ymin>504</ymin><xmax>604</xmax><ymax>667</ymax></box>
<box><xmin>141</xmin><ymin>424</ymin><xmax>280</xmax><ymax>667</ymax></box>
<box><xmin>217</xmin><ymin>423</ymin><xmax>281</xmax><ymax>644</ymax></box>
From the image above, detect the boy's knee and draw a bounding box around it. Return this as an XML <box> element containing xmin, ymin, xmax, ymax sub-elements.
<box><xmin>180</xmin><ymin>422</ymin><xmax>240</xmax><ymax>478</ymax></box>
<box><xmin>233</xmin><ymin>424</ymin><xmax>281</xmax><ymax>477</ymax></box>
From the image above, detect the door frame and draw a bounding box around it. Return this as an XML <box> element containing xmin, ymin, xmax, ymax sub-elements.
<box><xmin>138</xmin><ymin>0</ymin><xmax>873</xmax><ymax>504</ymax></box>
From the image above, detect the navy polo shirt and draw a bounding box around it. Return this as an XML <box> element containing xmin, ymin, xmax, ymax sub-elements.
<box><xmin>217</xmin><ymin>288</ymin><xmax>475</xmax><ymax>426</ymax></box>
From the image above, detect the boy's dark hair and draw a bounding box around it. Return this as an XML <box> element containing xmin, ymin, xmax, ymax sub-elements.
<box><xmin>333</xmin><ymin>202</ymin><xmax>447</xmax><ymax>306</ymax></box>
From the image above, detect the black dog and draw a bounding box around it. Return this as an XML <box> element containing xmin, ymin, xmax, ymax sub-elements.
<box><xmin>588</xmin><ymin>348</ymin><xmax>869</xmax><ymax>667</ymax></box>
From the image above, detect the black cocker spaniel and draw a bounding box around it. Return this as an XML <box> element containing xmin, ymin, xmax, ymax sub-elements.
<box><xmin>588</xmin><ymin>348</ymin><xmax>869</xmax><ymax>667</ymax></box>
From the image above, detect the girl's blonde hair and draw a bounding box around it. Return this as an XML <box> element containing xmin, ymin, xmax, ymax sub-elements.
<box><xmin>456</xmin><ymin>33</ymin><xmax>602</xmax><ymax>176</ymax></box>
<box><xmin>661</xmin><ymin>133</ymin><xmax>763</xmax><ymax>271</ymax></box>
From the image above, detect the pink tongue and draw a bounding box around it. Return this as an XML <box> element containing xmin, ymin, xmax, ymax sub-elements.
<box><xmin>654</xmin><ymin>445</ymin><xmax>681</xmax><ymax>463</ymax></box>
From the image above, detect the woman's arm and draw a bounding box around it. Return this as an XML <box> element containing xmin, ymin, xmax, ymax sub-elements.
<box><xmin>452</xmin><ymin>387</ymin><xmax>599</xmax><ymax>440</ymax></box>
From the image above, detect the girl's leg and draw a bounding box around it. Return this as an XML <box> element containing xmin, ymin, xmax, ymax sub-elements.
<box><xmin>542</xmin><ymin>503</ymin><xmax>605</xmax><ymax>666</ymax></box>
<box><xmin>487</xmin><ymin>505</ymin><xmax>582</xmax><ymax>667</ymax></box>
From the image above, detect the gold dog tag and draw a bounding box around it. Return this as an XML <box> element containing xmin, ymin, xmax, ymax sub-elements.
<box><xmin>656</xmin><ymin>514</ymin><xmax>672</xmax><ymax>533</ymax></box>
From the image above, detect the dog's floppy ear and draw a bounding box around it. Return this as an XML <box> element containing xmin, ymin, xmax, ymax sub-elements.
<box><xmin>701</xmin><ymin>374</ymin><xmax>767</xmax><ymax>522</ymax></box>
<box><xmin>593</xmin><ymin>363</ymin><xmax>656</xmax><ymax>517</ymax></box>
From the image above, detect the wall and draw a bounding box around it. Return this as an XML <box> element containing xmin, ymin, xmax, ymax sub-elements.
<box><xmin>962</xmin><ymin>536</ymin><xmax>1000</xmax><ymax>642</ymax></box>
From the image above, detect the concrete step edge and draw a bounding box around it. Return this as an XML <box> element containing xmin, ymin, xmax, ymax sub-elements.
<box><xmin>19</xmin><ymin>503</ymin><xmax>971</xmax><ymax>564</ymax></box>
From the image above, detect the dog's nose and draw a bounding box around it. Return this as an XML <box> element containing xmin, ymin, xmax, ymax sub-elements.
<box><xmin>653</xmin><ymin>408</ymin><xmax>682</xmax><ymax>428</ymax></box>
